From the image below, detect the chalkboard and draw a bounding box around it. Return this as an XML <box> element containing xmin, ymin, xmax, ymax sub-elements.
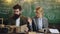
<box><xmin>0</xmin><ymin>0</ymin><xmax>60</xmax><ymax>25</ymax></box>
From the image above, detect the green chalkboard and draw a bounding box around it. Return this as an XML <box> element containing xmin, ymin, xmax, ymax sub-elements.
<box><xmin>0</xmin><ymin>0</ymin><xmax>60</xmax><ymax>25</ymax></box>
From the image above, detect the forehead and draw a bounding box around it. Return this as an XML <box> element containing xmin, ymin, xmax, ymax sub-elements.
<box><xmin>14</xmin><ymin>9</ymin><xmax>20</xmax><ymax>11</ymax></box>
<box><xmin>36</xmin><ymin>8</ymin><xmax>43</xmax><ymax>12</ymax></box>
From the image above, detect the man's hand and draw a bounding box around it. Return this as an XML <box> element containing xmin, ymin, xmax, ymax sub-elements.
<box><xmin>9</xmin><ymin>25</ymin><xmax>16</xmax><ymax>28</ymax></box>
<box><xmin>0</xmin><ymin>24</ymin><xmax>5</xmax><ymax>28</ymax></box>
<box><xmin>24</xmin><ymin>27</ymin><xmax>29</xmax><ymax>32</ymax></box>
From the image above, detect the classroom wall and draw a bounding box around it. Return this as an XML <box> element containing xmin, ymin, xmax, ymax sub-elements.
<box><xmin>0</xmin><ymin>0</ymin><xmax>60</xmax><ymax>25</ymax></box>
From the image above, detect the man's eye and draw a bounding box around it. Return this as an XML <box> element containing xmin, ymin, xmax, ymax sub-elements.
<box><xmin>16</xmin><ymin>11</ymin><xmax>18</xmax><ymax>12</ymax></box>
<box><xmin>15</xmin><ymin>11</ymin><xmax>18</xmax><ymax>12</ymax></box>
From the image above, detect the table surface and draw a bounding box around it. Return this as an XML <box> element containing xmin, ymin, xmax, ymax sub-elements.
<box><xmin>0</xmin><ymin>32</ymin><xmax>59</xmax><ymax>34</ymax></box>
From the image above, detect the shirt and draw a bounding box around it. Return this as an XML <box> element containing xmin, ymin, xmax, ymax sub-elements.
<box><xmin>37</xmin><ymin>18</ymin><xmax>43</xmax><ymax>30</ymax></box>
<box><xmin>16</xmin><ymin>17</ymin><xmax>20</xmax><ymax>27</ymax></box>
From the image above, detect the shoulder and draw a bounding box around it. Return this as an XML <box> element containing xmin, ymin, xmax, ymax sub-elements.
<box><xmin>20</xmin><ymin>15</ymin><xmax>27</xmax><ymax>20</ymax></box>
<box><xmin>8</xmin><ymin>16</ymin><xmax>14</xmax><ymax>20</ymax></box>
<box><xmin>43</xmin><ymin>17</ymin><xmax>48</xmax><ymax>23</ymax></box>
<box><xmin>8</xmin><ymin>14</ymin><xmax>14</xmax><ymax>19</ymax></box>
<box><xmin>43</xmin><ymin>17</ymin><xmax>48</xmax><ymax>20</ymax></box>
<box><xmin>32</xmin><ymin>16</ymin><xmax>36</xmax><ymax>19</ymax></box>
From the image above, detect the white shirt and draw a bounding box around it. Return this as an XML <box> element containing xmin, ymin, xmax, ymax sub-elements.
<box><xmin>37</xmin><ymin>18</ymin><xmax>43</xmax><ymax>29</ymax></box>
<box><xmin>16</xmin><ymin>17</ymin><xmax>20</xmax><ymax>27</ymax></box>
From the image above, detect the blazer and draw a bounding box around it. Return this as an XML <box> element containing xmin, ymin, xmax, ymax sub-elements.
<box><xmin>8</xmin><ymin>15</ymin><xmax>28</xmax><ymax>26</ymax></box>
<box><xmin>28</xmin><ymin>16</ymin><xmax>48</xmax><ymax>32</ymax></box>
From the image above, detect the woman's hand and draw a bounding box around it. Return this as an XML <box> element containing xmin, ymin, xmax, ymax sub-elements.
<box><xmin>28</xmin><ymin>17</ymin><xmax>32</xmax><ymax>24</ymax></box>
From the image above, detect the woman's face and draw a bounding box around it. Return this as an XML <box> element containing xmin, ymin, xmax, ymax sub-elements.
<box><xmin>35</xmin><ymin>8</ymin><xmax>43</xmax><ymax>17</ymax></box>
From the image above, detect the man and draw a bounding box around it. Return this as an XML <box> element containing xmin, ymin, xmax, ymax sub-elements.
<box><xmin>28</xmin><ymin>6</ymin><xmax>48</xmax><ymax>32</ymax></box>
<box><xmin>7</xmin><ymin>4</ymin><xmax>28</xmax><ymax>32</ymax></box>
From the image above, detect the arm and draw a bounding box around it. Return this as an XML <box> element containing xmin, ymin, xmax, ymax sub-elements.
<box><xmin>43</xmin><ymin>17</ymin><xmax>48</xmax><ymax>33</ymax></box>
<box><xmin>27</xmin><ymin>17</ymin><xmax>33</xmax><ymax>31</ymax></box>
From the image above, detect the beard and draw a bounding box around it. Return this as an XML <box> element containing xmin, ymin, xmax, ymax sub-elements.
<box><xmin>13</xmin><ymin>14</ymin><xmax>20</xmax><ymax>20</ymax></box>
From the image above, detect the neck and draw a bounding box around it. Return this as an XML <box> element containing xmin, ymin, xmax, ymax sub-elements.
<box><xmin>36</xmin><ymin>15</ymin><xmax>43</xmax><ymax>18</ymax></box>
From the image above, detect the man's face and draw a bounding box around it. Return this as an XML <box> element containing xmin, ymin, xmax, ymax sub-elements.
<box><xmin>13</xmin><ymin>9</ymin><xmax>21</xmax><ymax>15</ymax></box>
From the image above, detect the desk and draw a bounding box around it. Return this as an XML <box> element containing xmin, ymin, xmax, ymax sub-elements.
<box><xmin>28</xmin><ymin>32</ymin><xmax>60</xmax><ymax>34</ymax></box>
<box><xmin>0</xmin><ymin>32</ymin><xmax>60</xmax><ymax>34</ymax></box>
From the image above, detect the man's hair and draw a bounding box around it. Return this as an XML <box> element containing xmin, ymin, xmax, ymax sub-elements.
<box><xmin>13</xmin><ymin>4</ymin><xmax>22</xmax><ymax>11</ymax></box>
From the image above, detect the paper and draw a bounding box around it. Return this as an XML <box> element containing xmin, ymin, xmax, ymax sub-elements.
<box><xmin>49</xmin><ymin>29</ymin><xmax>59</xmax><ymax>33</ymax></box>
<box><xmin>39</xmin><ymin>29</ymin><xmax>44</xmax><ymax>32</ymax></box>
<box><xmin>16</xmin><ymin>24</ymin><xmax>27</xmax><ymax>32</ymax></box>
<box><xmin>6</xmin><ymin>24</ymin><xmax>27</xmax><ymax>33</ymax></box>
<box><xmin>29</xmin><ymin>32</ymin><xmax>36</xmax><ymax>34</ymax></box>
<box><xmin>20</xmin><ymin>24</ymin><xmax>27</xmax><ymax>32</ymax></box>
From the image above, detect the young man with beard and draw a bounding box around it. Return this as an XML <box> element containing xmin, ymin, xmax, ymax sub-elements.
<box><xmin>7</xmin><ymin>4</ymin><xmax>28</xmax><ymax>33</ymax></box>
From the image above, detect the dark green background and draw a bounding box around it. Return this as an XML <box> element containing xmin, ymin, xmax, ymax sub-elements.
<box><xmin>0</xmin><ymin>0</ymin><xmax>60</xmax><ymax>25</ymax></box>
